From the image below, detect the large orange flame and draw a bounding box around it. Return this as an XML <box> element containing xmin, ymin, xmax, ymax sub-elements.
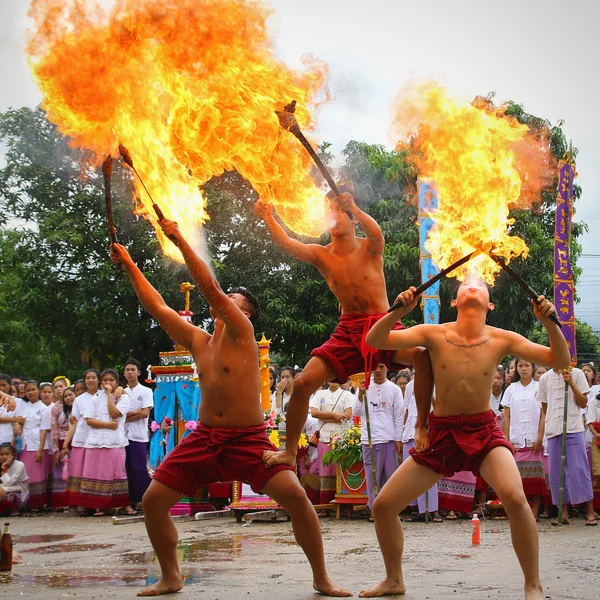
<box><xmin>392</xmin><ymin>81</ymin><xmax>555</xmax><ymax>283</ymax></box>
<box><xmin>27</xmin><ymin>0</ymin><xmax>329</xmax><ymax>261</ymax></box>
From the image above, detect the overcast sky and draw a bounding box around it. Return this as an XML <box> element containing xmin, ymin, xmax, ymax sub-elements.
<box><xmin>2</xmin><ymin>0</ymin><xmax>599</xmax><ymax>329</ymax></box>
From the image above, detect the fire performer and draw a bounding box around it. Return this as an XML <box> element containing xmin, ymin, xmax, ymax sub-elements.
<box><xmin>110</xmin><ymin>221</ymin><xmax>351</xmax><ymax>598</ymax></box>
<box><xmin>361</xmin><ymin>281</ymin><xmax>569</xmax><ymax>600</ymax></box>
<box><xmin>255</xmin><ymin>191</ymin><xmax>433</xmax><ymax>470</ymax></box>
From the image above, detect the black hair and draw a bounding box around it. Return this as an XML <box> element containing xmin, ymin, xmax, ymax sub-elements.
<box><xmin>25</xmin><ymin>380</ymin><xmax>39</xmax><ymax>388</ymax></box>
<box><xmin>512</xmin><ymin>357</ymin><xmax>536</xmax><ymax>383</ymax></box>
<box><xmin>62</xmin><ymin>387</ymin><xmax>75</xmax><ymax>420</ymax></box>
<box><xmin>124</xmin><ymin>358</ymin><xmax>142</xmax><ymax>371</ymax></box>
<box><xmin>0</xmin><ymin>443</ymin><xmax>15</xmax><ymax>457</ymax></box>
<box><xmin>229</xmin><ymin>287</ymin><xmax>261</xmax><ymax>324</ymax></box>
<box><xmin>581</xmin><ymin>363</ymin><xmax>597</xmax><ymax>381</ymax></box>
<box><xmin>83</xmin><ymin>369</ymin><xmax>101</xmax><ymax>381</ymax></box>
<box><xmin>73</xmin><ymin>378</ymin><xmax>85</xmax><ymax>389</ymax></box>
<box><xmin>325</xmin><ymin>183</ymin><xmax>355</xmax><ymax>200</ymax></box>
<box><xmin>0</xmin><ymin>374</ymin><xmax>11</xmax><ymax>385</ymax></box>
<box><xmin>100</xmin><ymin>369</ymin><xmax>120</xmax><ymax>383</ymax></box>
<box><xmin>279</xmin><ymin>366</ymin><xmax>295</xmax><ymax>378</ymax></box>
<box><xmin>269</xmin><ymin>368</ymin><xmax>277</xmax><ymax>393</ymax></box>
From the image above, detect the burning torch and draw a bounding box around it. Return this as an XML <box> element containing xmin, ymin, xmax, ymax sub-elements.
<box><xmin>275</xmin><ymin>100</ymin><xmax>353</xmax><ymax>220</ymax></box>
<box><xmin>118</xmin><ymin>144</ymin><xmax>178</xmax><ymax>245</ymax></box>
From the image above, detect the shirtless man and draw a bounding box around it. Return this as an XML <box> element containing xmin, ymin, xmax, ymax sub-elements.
<box><xmin>110</xmin><ymin>220</ymin><xmax>350</xmax><ymax>598</ymax></box>
<box><xmin>255</xmin><ymin>191</ymin><xmax>432</xmax><ymax>468</ymax></box>
<box><xmin>361</xmin><ymin>280</ymin><xmax>570</xmax><ymax>600</ymax></box>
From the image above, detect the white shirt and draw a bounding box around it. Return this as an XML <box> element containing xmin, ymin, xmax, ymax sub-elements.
<box><xmin>353</xmin><ymin>379</ymin><xmax>404</xmax><ymax>445</ymax></box>
<box><xmin>490</xmin><ymin>390</ymin><xmax>503</xmax><ymax>416</ymax></box>
<box><xmin>303</xmin><ymin>414</ymin><xmax>318</xmax><ymax>461</ymax></box>
<box><xmin>585</xmin><ymin>390</ymin><xmax>600</xmax><ymax>438</ymax></box>
<box><xmin>71</xmin><ymin>392</ymin><xmax>96</xmax><ymax>448</ymax></box>
<box><xmin>124</xmin><ymin>384</ymin><xmax>154</xmax><ymax>442</ymax></box>
<box><xmin>0</xmin><ymin>459</ymin><xmax>29</xmax><ymax>499</ymax></box>
<box><xmin>21</xmin><ymin>401</ymin><xmax>51</xmax><ymax>452</ymax></box>
<box><xmin>537</xmin><ymin>368</ymin><xmax>589</xmax><ymax>438</ymax></box>
<box><xmin>501</xmin><ymin>380</ymin><xmax>540</xmax><ymax>449</ymax></box>
<box><xmin>84</xmin><ymin>391</ymin><xmax>130</xmax><ymax>449</ymax></box>
<box><xmin>584</xmin><ymin>385</ymin><xmax>600</xmax><ymax>446</ymax></box>
<box><xmin>309</xmin><ymin>388</ymin><xmax>354</xmax><ymax>443</ymax></box>
<box><xmin>0</xmin><ymin>396</ymin><xmax>24</xmax><ymax>445</ymax></box>
<box><xmin>401</xmin><ymin>379</ymin><xmax>434</xmax><ymax>443</ymax></box>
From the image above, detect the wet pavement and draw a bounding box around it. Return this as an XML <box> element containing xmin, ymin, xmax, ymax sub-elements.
<box><xmin>1</xmin><ymin>513</ymin><xmax>599</xmax><ymax>598</ymax></box>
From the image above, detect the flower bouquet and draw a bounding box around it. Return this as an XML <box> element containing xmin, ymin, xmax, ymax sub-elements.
<box><xmin>264</xmin><ymin>408</ymin><xmax>285</xmax><ymax>429</ymax></box>
<box><xmin>322</xmin><ymin>421</ymin><xmax>363</xmax><ymax>471</ymax></box>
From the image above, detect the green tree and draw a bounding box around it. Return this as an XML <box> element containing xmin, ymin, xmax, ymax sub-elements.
<box><xmin>0</xmin><ymin>107</ymin><xmax>191</xmax><ymax>381</ymax></box>
<box><xmin>0</xmin><ymin>97</ymin><xmax>589</xmax><ymax>379</ymax></box>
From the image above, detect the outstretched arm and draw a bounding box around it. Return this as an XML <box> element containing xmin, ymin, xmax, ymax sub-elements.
<box><xmin>366</xmin><ymin>287</ymin><xmax>433</xmax><ymax>350</ymax></box>
<box><xmin>254</xmin><ymin>201</ymin><xmax>322</xmax><ymax>264</ymax></box>
<box><xmin>160</xmin><ymin>220</ymin><xmax>253</xmax><ymax>338</ymax></box>
<box><xmin>111</xmin><ymin>244</ymin><xmax>202</xmax><ymax>350</ymax></box>
<box><xmin>336</xmin><ymin>193</ymin><xmax>384</xmax><ymax>255</ymax></box>
<box><xmin>503</xmin><ymin>296</ymin><xmax>570</xmax><ymax>370</ymax></box>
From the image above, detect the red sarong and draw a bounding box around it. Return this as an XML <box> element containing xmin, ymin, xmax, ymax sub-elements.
<box><xmin>311</xmin><ymin>313</ymin><xmax>405</xmax><ymax>386</ymax></box>
<box><xmin>410</xmin><ymin>410</ymin><xmax>514</xmax><ymax>478</ymax></box>
<box><xmin>153</xmin><ymin>423</ymin><xmax>293</xmax><ymax>497</ymax></box>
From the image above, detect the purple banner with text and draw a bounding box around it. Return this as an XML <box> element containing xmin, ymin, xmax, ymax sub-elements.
<box><xmin>554</xmin><ymin>158</ymin><xmax>577</xmax><ymax>365</ymax></box>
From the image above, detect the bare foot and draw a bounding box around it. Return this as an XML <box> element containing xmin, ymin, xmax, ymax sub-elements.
<box><xmin>262</xmin><ymin>449</ymin><xmax>296</xmax><ymax>469</ymax></box>
<box><xmin>525</xmin><ymin>583</ymin><xmax>543</xmax><ymax>600</ymax></box>
<box><xmin>12</xmin><ymin>550</ymin><xmax>23</xmax><ymax>564</ymax></box>
<box><xmin>137</xmin><ymin>576</ymin><xmax>184</xmax><ymax>597</ymax></box>
<box><xmin>359</xmin><ymin>578</ymin><xmax>406</xmax><ymax>597</ymax></box>
<box><xmin>313</xmin><ymin>577</ymin><xmax>353</xmax><ymax>597</ymax></box>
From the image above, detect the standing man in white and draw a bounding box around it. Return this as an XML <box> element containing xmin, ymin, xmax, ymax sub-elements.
<box><xmin>354</xmin><ymin>363</ymin><xmax>404</xmax><ymax>516</ymax></box>
<box><xmin>123</xmin><ymin>358</ymin><xmax>154</xmax><ymax>512</ymax></box>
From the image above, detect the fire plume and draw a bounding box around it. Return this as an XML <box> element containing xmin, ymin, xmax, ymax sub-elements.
<box><xmin>27</xmin><ymin>0</ymin><xmax>329</xmax><ymax>261</ymax></box>
<box><xmin>392</xmin><ymin>81</ymin><xmax>555</xmax><ymax>283</ymax></box>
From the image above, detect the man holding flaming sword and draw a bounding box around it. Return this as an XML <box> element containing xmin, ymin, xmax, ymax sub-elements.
<box><xmin>255</xmin><ymin>190</ymin><xmax>434</xmax><ymax>472</ymax></box>
<box><xmin>110</xmin><ymin>220</ymin><xmax>351</xmax><ymax>598</ymax></box>
<box><xmin>362</xmin><ymin>280</ymin><xmax>569</xmax><ymax>600</ymax></box>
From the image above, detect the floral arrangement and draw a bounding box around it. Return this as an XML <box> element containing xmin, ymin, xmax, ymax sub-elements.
<box><xmin>269</xmin><ymin>429</ymin><xmax>280</xmax><ymax>448</ymax></box>
<box><xmin>268</xmin><ymin>430</ymin><xmax>309</xmax><ymax>450</ymax></box>
<box><xmin>322</xmin><ymin>421</ymin><xmax>363</xmax><ymax>470</ymax></box>
<box><xmin>264</xmin><ymin>408</ymin><xmax>285</xmax><ymax>428</ymax></box>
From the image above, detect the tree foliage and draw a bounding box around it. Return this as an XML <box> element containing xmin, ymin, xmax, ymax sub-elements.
<box><xmin>0</xmin><ymin>99</ymin><xmax>590</xmax><ymax>379</ymax></box>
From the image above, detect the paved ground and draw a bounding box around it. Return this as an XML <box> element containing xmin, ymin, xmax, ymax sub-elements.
<box><xmin>0</xmin><ymin>512</ymin><xmax>598</xmax><ymax>599</ymax></box>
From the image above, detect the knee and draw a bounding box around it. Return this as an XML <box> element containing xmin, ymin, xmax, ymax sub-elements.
<box><xmin>500</xmin><ymin>488</ymin><xmax>529</xmax><ymax>513</ymax></box>
<box><xmin>280</xmin><ymin>487</ymin><xmax>310</xmax><ymax>513</ymax></box>
<box><xmin>372</xmin><ymin>495</ymin><xmax>401</xmax><ymax>520</ymax></box>
<box><xmin>141</xmin><ymin>487</ymin><xmax>162</xmax><ymax>514</ymax></box>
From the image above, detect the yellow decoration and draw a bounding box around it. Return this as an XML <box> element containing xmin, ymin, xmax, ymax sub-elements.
<box><xmin>348</xmin><ymin>372</ymin><xmax>366</xmax><ymax>389</ymax></box>
<box><xmin>298</xmin><ymin>433</ymin><xmax>308</xmax><ymax>449</ymax></box>
<box><xmin>258</xmin><ymin>333</ymin><xmax>272</xmax><ymax>411</ymax></box>
<box><xmin>269</xmin><ymin>429</ymin><xmax>280</xmax><ymax>448</ymax></box>
<box><xmin>179</xmin><ymin>282</ymin><xmax>195</xmax><ymax>311</ymax></box>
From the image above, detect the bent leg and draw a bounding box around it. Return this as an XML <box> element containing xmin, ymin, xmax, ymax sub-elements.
<box><xmin>261</xmin><ymin>471</ymin><xmax>351</xmax><ymax>597</ymax></box>
<box><xmin>137</xmin><ymin>480</ymin><xmax>184</xmax><ymax>597</ymax></box>
<box><xmin>480</xmin><ymin>447</ymin><xmax>542</xmax><ymax>600</ymax></box>
<box><xmin>263</xmin><ymin>357</ymin><xmax>335</xmax><ymax>468</ymax></box>
<box><xmin>359</xmin><ymin>456</ymin><xmax>441</xmax><ymax>598</ymax></box>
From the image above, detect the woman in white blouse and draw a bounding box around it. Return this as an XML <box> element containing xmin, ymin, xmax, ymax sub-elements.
<box><xmin>78</xmin><ymin>370</ymin><xmax>134</xmax><ymax>517</ymax></box>
<box><xmin>0</xmin><ymin>443</ymin><xmax>29</xmax><ymax>515</ymax></box>
<box><xmin>502</xmin><ymin>358</ymin><xmax>546</xmax><ymax>519</ymax></box>
<box><xmin>19</xmin><ymin>381</ymin><xmax>51</xmax><ymax>510</ymax></box>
